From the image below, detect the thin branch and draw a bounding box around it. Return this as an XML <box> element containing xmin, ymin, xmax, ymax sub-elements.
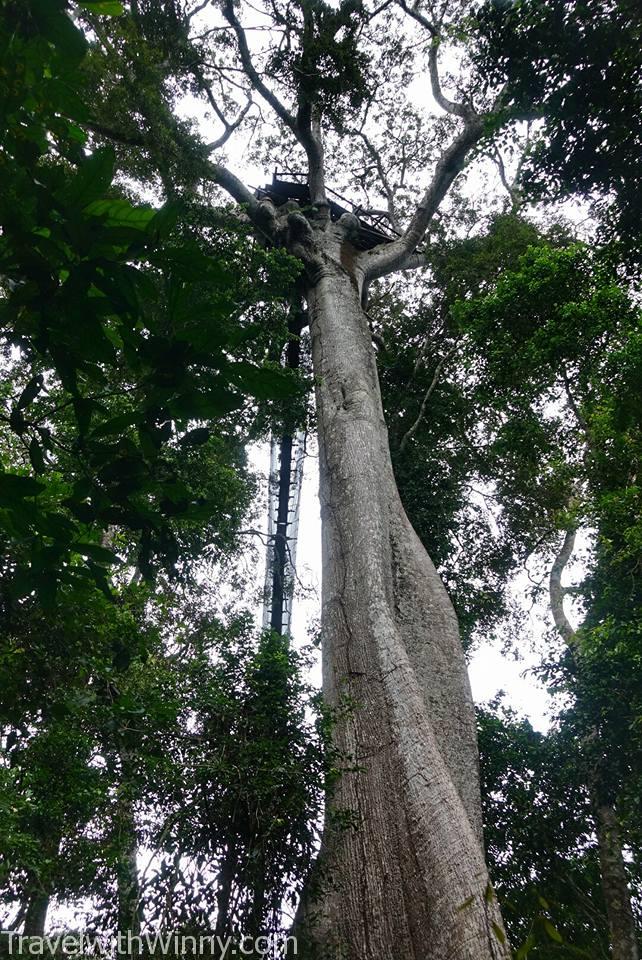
<box><xmin>186</xmin><ymin>0</ymin><xmax>211</xmax><ymax>20</ymax></box>
<box><xmin>354</xmin><ymin>131</ymin><xmax>401</xmax><ymax>230</ymax></box>
<box><xmin>397</xmin><ymin>0</ymin><xmax>438</xmax><ymax>37</ymax></box>
<box><xmin>83</xmin><ymin>120</ymin><xmax>147</xmax><ymax>148</ymax></box>
<box><xmin>363</xmin><ymin>115</ymin><xmax>484</xmax><ymax>281</ymax></box>
<box><xmin>366</xmin><ymin>0</ymin><xmax>396</xmax><ymax>21</ymax></box>
<box><xmin>398</xmin><ymin>341</ymin><xmax>457</xmax><ymax>451</ymax></box>
<box><xmin>202</xmin><ymin>83</ymin><xmax>254</xmax><ymax>150</ymax></box>
<box><xmin>220</xmin><ymin>0</ymin><xmax>327</xmax><ymax>205</ymax></box>
<box><xmin>397</xmin><ymin>0</ymin><xmax>472</xmax><ymax>119</ymax></box>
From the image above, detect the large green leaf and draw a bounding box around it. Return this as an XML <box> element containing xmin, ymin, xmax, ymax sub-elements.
<box><xmin>84</xmin><ymin>198</ymin><xmax>156</xmax><ymax>230</ymax></box>
<box><xmin>61</xmin><ymin>147</ymin><xmax>116</xmax><ymax>208</ymax></box>
<box><xmin>77</xmin><ymin>0</ymin><xmax>124</xmax><ymax>14</ymax></box>
<box><xmin>0</xmin><ymin>473</ymin><xmax>46</xmax><ymax>500</ymax></box>
<box><xmin>32</xmin><ymin>0</ymin><xmax>88</xmax><ymax>64</ymax></box>
<box><xmin>229</xmin><ymin>361</ymin><xmax>298</xmax><ymax>400</ymax></box>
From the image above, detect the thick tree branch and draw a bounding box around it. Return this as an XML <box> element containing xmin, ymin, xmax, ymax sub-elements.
<box><xmin>549</xmin><ymin>525</ymin><xmax>578</xmax><ymax>647</ymax></box>
<box><xmin>221</xmin><ymin>0</ymin><xmax>297</xmax><ymax>133</ymax></box>
<box><xmin>493</xmin><ymin>147</ymin><xmax>523</xmax><ymax>212</ymax></box>
<box><xmin>221</xmin><ymin>0</ymin><xmax>327</xmax><ymax>206</ymax></box>
<box><xmin>83</xmin><ymin>117</ymin><xmax>258</xmax><ymax>217</ymax></box>
<box><xmin>397</xmin><ymin>0</ymin><xmax>472</xmax><ymax>119</ymax></box>
<box><xmin>202</xmin><ymin>85</ymin><xmax>253</xmax><ymax>150</ymax></box>
<box><xmin>203</xmin><ymin>160</ymin><xmax>259</xmax><ymax>213</ymax></box>
<box><xmin>562</xmin><ymin>365</ymin><xmax>590</xmax><ymax>435</ymax></box>
<box><xmin>187</xmin><ymin>0</ymin><xmax>210</xmax><ymax>20</ymax></box>
<box><xmin>363</xmin><ymin>116</ymin><xmax>484</xmax><ymax>281</ymax></box>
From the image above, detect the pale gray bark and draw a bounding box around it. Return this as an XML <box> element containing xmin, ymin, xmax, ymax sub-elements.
<box><xmin>292</xmin><ymin>221</ymin><xmax>509</xmax><ymax>958</ymax></box>
<box><xmin>21</xmin><ymin>832</ymin><xmax>60</xmax><ymax>936</ymax></box>
<box><xmin>91</xmin><ymin>10</ymin><xmax>512</xmax><ymax>949</ymax></box>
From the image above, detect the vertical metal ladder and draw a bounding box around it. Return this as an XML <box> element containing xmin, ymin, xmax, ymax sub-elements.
<box><xmin>261</xmin><ymin>429</ymin><xmax>306</xmax><ymax>636</ymax></box>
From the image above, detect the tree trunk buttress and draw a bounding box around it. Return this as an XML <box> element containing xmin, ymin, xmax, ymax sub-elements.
<box><xmin>594</xmin><ymin>800</ymin><xmax>639</xmax><ymax>960</ymax></box>
<box><xmin>299</xmin><ymin>246</ymin><xmax>510</xmax><ymax>960</ymax></box>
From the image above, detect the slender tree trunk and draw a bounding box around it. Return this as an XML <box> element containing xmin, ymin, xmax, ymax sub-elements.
<box><xmin>115</xmin><ymin>750</ymin><xmax>142</xmax><ymax>956</ymax></box>
<box><xmin>23</xmin><ymin>893</ymin><xmax>49</xmax><ymax>937</ymax></box>
<box><xmin>297</xmin><ymin>238</ymin><xmax>509</xmax><ymax>959</ymax></box>
<box><xmin>22</xmin><ymin>832</ymin><xmax>60</xmax><ymax>936</ymax></box>
<box><xmin>550</xmin><ymin>528</ymin><xmax>639</xmax><ymax>960</ymax></box>
<box><xmin>215</xmin><ymin>840</ymin><xmax>236</xmax><ymax>940</ymax></box>
<box><xmin>594</xmin><ymin>800</ymin><xmax>639</xmax><ymax>960</ymax></box>
<box><xmin>116</xmin><ymin>815</ymin><xmax>142</xmax><ymax>945</ymax></box>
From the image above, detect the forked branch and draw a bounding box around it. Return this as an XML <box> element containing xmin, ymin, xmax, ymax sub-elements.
<box><xmin>221</xmin><ymin>0</ymin><xmax>327</xmax><ymax>204</ymax></box>
<box><xmin>363</xmin><ymin>115</ymin><xmax>484</xmax><ymax>281</ymax></box>
<box><xmin>221</xmin><ymin>0</ymin><xmax>297</xmax><ymax>133</ymax></box>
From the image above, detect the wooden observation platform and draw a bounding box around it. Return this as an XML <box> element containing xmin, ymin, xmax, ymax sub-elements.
<box><xmin>256</xmin><ymin>172</ymin><xmax>400</xmax><ymax>251</ymax></box>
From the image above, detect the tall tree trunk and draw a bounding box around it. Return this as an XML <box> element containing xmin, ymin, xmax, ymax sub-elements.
<box><xmin>594</xmin><ymin>799</ymin><xmax>639</xmax><ymax>960</ymax></box>
<box><xmin>297</xmin><ymin>243</ymin><xmax>509</xmax><ymax>960</ymax></box>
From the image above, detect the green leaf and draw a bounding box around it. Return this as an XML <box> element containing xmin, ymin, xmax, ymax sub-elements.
<box><xmin>543</xmin><ymin>919</ymin><xmax>563</xmax><ymax>944</ymax></box>
<box><xmin>0</xmin><ymin>474</ymin><xmax>46</xmax><ymax>499</ymax></box>
<box><xmin>72</xmin><ymin>542</ymin><xmax>119</xmax><ymax>564</ymax></box>
<box><xmin>61</xmin><ymin>147</ymin><xmax>115</xmax><ymax>208</ymax></box>
<box><xmin>32</xmin><ymin>1</ymin><xmax>88</xmax><ymax>64</ymax></box>
<box><xmin>84</xmin><ymin>199</ymin><xmax>155</xmax><ymax>229</ymax></box>
<box><xmin>179</xmin><ymin>427</ymin><xmax>211</xmax><ymax>447</ymax></box>
<box><xmin>16</xmin><ymin>375</ymin><xmax>44</xmax><ymax>410</ymax></box>
<box><xmin>147</xmin><ymin>201</ymin><xmax>182</xmax><ymax>238</ymax></box>
<box><xmin>491</xmin><ymin>922</ymin><xmax>506</xmax><ymax>945</ymax></box>
<box><xmin>230</xmin><ymin>361</ymin><xmax>298</xmax><ymax>400</ymax></box>
<box><xmin>47</xmin><ymin>79</ymin><xmax>91</xmax><ymax>123</ymax></box>
<box><xmin>91</xmin><ymin>411</ymin><xmax>141</xmax><ymax>438</ymax></box>
<box><xmin>77</xmin><ymin>0</ymin><xmax>125</xmax><ymax>14</ymax></box>
<box><xmin>29</xmin><ymin>439</ymin><xmax>46</xmax><ymax>474</ymax></box>
<box><xmin>515</xmin><ymin>934</ymin><xmax>536</xmax><ymax>960</ymax></box>
<box><xmin>169</xmin><ymin>387</ymin><xmax>242</xmax><ymax>420</ymax></box>
<box><xmin>149</xmin><ymin>244</ymin><xmax>226</xmax><ymax>281</ymax></box>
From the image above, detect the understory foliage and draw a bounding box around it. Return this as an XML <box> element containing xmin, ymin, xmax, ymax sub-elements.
<box><xmin>1</xmin><ymin>0</ymin><xmax>322</xmax><ymax>946</ymax></box>
<box><xmin>0</xmin><ymin>0</ymin><xmax>641</xmax><ymax>956</ymax></box>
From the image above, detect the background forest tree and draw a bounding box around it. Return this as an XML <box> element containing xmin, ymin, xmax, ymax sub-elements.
<box><xmin>0</xmin><ymin>1</ymin><xmax>640</xmax><ymax>959</ymax></box>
